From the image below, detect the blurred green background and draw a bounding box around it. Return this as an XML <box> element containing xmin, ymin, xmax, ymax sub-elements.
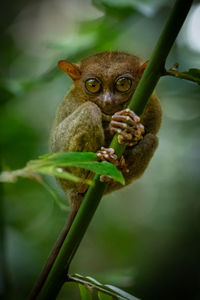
<box><xmin>1</xmin><ymin>0</ymin><xmax>200</xmax><ymax>299</ymax></box>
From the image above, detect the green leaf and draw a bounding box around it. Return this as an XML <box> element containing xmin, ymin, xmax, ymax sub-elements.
<box><xmin>29</xmin><ymin>152</ymin><xmax>125</xmax><ymax>185</ymax></box>
<box><xmin>98</xmin><ymin>291</ymin><xmax>113</xmax><ymax>300</ymax></box>
<box><xmin>38</xmin><ymin>152</ymin><xmax>97</xmax><ymax>165</ymax></box>
<box><xmin>105</xmin><ymin>285</ymin><xmax>138</xmax><ymax>300</ymax></box>
<box><xmin>0</xmin><ymin>169</ymin><xmax>69</xmax><ymax>211</ymax></box>
<box><xmin>0</xmin><ymin>152</ymin><xmax>125</xmax><ymax>185</ymax></box>
<box><xmin>69</xmin><ymin>274</ymin><xmax>140</xmax><ymax>300</ymax></box>
<box><xmin>32</xmin><ymin>165</ymin><xmax>91</xmax><ymax>184</ymax></box>
<box><xmin>0</xmin><ymin>150</ymin><xmax>124</xmax><ymax>212</ymax></box>
<box><xmin>182</xmin><ymin>68</ymin><xmax>200</xmax><ymax>85</ymax></box>
<box><xmin>79</xmin><ymin>284</ymin><xmax>93</xmax><ymax>300</ymax></box>
<box><xmin>40</xmin><ymin>180</ymin><xmax>70</xmax><ymax>212</ymax></box>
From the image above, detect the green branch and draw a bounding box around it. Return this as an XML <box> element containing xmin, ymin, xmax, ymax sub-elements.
<box><xmin>35</xmin><ymin>1</ymin><xmax>193</xmax><ymax>299</ymax></box>
<box><xmin>165</xmin><ymin>67</ymin><xmax>200</xmax><ymax>85</ymax></box>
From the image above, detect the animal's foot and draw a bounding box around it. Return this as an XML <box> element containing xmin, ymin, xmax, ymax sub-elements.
<box><xmin>96</xmin><ymin>147</ymin><xmax>128</xmax><ymax>182</ymax></box>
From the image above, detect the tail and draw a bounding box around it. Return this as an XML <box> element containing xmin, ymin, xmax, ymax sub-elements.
<box><xmin>29</xmin><ymin>208</ymin><xmax>78</xmax><ymax>300</ymax></box>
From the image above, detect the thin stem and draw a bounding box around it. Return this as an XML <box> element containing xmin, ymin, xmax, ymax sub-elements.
<box><xmin>29</xmin><ymin>210</ymin><xmax>77</xmax><ymax>300</ymax></box>
<box><xmin>35</xmin><ymin>0</ymin><xmax>193</xmax><ymax>299</ymax></box>
<box><xmin>37</xmin><ymin>177</ymin><xmax>107</xmax><ymax>299</ymax></box>
<box><xmin>165</xmin><ymin>69</ymin><xmax>200</xmax><ymax>84</ymax></box>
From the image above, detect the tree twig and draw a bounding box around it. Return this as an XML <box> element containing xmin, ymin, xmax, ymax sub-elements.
<box><xmin>164</xmin><ymin>68</ymin><xmax>200</xmax><ymax>85</ymax></box>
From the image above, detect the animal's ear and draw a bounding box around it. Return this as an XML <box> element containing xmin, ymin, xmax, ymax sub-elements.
<box><xmin>58</xmin><ymin>60</ymin><xmax>81</xmax><ymax>80</ymax></box>
<box><xmin>137</xmin><ymin>61</ymin><xmax>148</xmax><ymax>79</ymax></box>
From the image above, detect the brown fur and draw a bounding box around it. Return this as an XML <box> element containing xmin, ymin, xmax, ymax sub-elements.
<box><xmin>50</xmin><ymin>51</ymin><xmax>162</xmax><ymax>209</ymax></box>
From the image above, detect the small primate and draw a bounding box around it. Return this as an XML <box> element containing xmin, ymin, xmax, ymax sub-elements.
<box><xmin>30</xmin><ymin>51</ymin><xmax>162</xmax><ymax>299</ymax></box>
<box><xmin>51</xmin><ymin>51</ymin><xmax>161</xmax><ymax>209</ymax></box>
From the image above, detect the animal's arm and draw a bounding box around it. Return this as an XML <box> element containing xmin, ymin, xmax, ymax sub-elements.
<box><xmin>51</xmin><ymin>101</ymin><xmax>104</xmax><ymax>153</ymax></box>
<box><xmin>50</xmin><ymin>101</ymin><xmax>105</xmax><ymax>209</ymax></box>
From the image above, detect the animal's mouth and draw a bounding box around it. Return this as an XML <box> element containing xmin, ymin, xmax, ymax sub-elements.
<box><xmin>101</xmin><ymin>112</ymin><xmax>112</xmax><ymax>121</ymax></box>
<box><xmin>100</xmin><ymin>101</ymin><xmax>129</xmax><ymax>115</ymax></box>
<box><xmin>101</xmin><ymin>102</ymin><xmax>129</xmax><ymax>121</ymax></box>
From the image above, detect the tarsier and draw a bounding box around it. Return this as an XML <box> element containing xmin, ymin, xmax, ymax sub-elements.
<box><xmin>51</xmin><ymin>51</ymin><xmax>162</xmax><ymax>211</ymax></box>
<box><xmin>31</xmin><ymin>52</ymin><xmax>162</xmax><ymax>298</ymax></box>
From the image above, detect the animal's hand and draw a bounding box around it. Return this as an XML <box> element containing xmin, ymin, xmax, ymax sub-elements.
<box><xmin>109</xmin><ymin>108</ymin><xmax>144</xmax><ymax>146</ymax></box>
<box><xmin>96</xmin><ymin>147</ymin><xmax>128</xmax><ymax>182</ymax></box>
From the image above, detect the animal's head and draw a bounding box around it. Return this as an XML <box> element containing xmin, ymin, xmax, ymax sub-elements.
<box><xmin>58</xmin><ymin>51</ymin><xmax>146</xmax><ymax>115</ymax></box>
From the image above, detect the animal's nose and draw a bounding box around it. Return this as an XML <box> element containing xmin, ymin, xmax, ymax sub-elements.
<box><xmin>103</xmin><ymin>92</ymin><xmax>112</xmax><ymax>103</ymax></box>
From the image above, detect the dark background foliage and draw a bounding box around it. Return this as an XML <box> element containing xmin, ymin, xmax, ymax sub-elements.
<box><xmin>1</xmin><ymin>0</ymin><xmax>200</xmax><ymax>299</ymax></box>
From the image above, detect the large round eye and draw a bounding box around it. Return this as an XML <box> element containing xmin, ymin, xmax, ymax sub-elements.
<box><xmin>85</xmin><ymin>78</ymin><xmax>101</xmax><ymax>93</ymax></box>
<box><xmin>115</xmin><ymin>77</ymin><xmax>132</xmax><ymax>92</ymax></box>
